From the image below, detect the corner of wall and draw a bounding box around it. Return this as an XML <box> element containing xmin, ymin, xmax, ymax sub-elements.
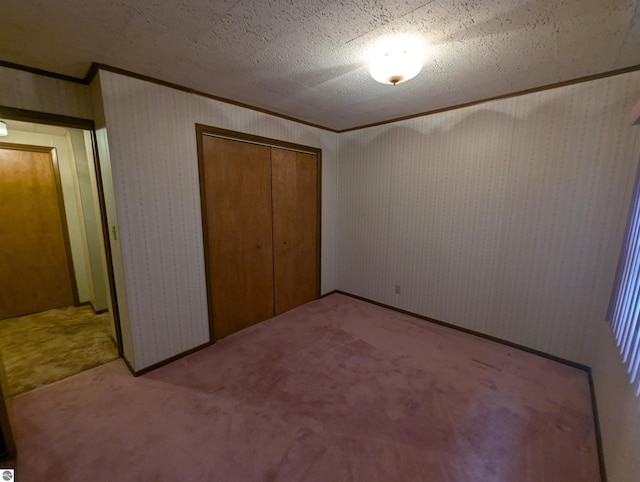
<box><xmin>591</xmin><ymin>320</ymin><xmax>640</xmax><ymax>482</ymax></box>
<box><xmin>90</xmin><ymin>73</ymin><xmax>136</xmax><ymax>368</ymax></box>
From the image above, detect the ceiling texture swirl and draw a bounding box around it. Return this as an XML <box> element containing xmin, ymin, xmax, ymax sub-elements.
<box><xmin>1</xmin><ymin>0</ymin><xmax>640</xmax><ymax>130</ymax></box>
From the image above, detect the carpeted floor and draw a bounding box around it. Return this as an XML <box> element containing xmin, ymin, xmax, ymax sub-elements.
<box><xmin>0</xmin><ymin>305</ymin><xmax>119</xmax><ymax>397</ymax></box>
<box><xmin>6</xmin><ymin>294</ymin><xmax>600</xmax><ymax>481</ymax></box>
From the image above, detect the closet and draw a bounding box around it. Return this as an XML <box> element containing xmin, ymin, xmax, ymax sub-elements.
<box><xmin>197</xmin><ymin>126</ymin><xmax>320</xmax><ymax>340</ymax></box>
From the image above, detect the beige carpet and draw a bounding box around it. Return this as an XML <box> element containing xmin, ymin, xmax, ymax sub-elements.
<box><xmin>0</xmin><ymin>305</ymin><xmax>118</xmax><ymax>397</ymax></box>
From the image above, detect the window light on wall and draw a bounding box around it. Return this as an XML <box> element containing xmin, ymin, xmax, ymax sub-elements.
<box><xmin>607</xmin><ymin>102</ymin><xmax>640</xmax><ymax>395</ymax></box>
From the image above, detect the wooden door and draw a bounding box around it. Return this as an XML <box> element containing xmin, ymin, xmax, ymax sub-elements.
<box><xmin>201</xmin><ymin>136</ymin><xmax>274</xmax><ymax>339</ymax></box>
<box><xmin>0</xmin><ymin>144</ymin><xmax>76</xmax><ymax>319</ymax></box>
<box><xmin>271</xmin><ymin>148</ymin><xmax>318</xmax><ymax>315</ymax></box>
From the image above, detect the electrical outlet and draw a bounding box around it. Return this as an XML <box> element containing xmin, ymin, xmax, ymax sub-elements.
<box><xmin>395</xmin><ymin>284</ymin><xmax>401</xmax><ymax>294</ymax></box>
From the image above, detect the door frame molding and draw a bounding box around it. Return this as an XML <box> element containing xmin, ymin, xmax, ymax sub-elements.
<box><xmin>0</xmin><ymin>107</ymin><xmax>123</xmax><ymax>359</ymax></box>
<box><xmin>195</xmin><ymin>124</ymin><xmax>322</xmax><ymax>342</ymax></box>
<box><xmin>88</xmin><ymin>131</ymin><xmax>124</xmax><ymax>357</ymax></box>
<box><xmin>0</xmin><ymin>142</ymin><xmax>80</xmax><ymax>308</ymax></box>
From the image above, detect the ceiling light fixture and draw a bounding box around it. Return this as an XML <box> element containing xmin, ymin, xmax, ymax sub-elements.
<box><xmin>369</xmin><ymin>38</ymin><xmax>423</xmax><ymax>86</ymax></box>
<box><xmin>0</xmin><ymin>121</ymin><xmax>7</xmax><ymax>136</ymax></box>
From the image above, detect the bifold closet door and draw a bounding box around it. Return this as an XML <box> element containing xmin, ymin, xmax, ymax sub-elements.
<box><xmin>271</xmin><ymin>148</ymin><xmax>318</xmax><ymax>315</ymax></box>
<box><xmin>202</xmin><ymin>136</ymin><xmax>274</xmax><ymax>340</ymax></box>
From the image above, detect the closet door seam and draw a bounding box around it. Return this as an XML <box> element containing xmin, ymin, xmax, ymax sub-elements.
<box><xmin>269</xmin><ymin>147</ymin><xmax>276</xmax><ymax>317</ymax></box>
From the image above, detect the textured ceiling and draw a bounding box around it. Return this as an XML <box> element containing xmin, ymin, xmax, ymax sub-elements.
<box><xmin>1</xmin><ymin>0</ymin><xmax>640</xmax><ymax>131</ymax></box>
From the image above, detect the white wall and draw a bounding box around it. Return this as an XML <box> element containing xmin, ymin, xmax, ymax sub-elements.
<box><xmin>93</xmin><ymin>70</ymin><xmax>339</xmax><ymax>370</ymax></box>
<box><xmin>337</xmin><ymin>71</ymin><xmax>640</xmax><ymax>367</ymax></box>
<box><xmin>69</xmin><ymin>129</ymin><xmax>110</xmax><ymax>312</ymax></box>
<box><xmin>0</xmin><ymin>128</ymin><xmax>94</xmax><ymax>304</ymax></box>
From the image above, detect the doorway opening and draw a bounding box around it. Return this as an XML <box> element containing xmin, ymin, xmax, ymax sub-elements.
<box><xmin>0</xmin><ymin>119</ymin><xmax>121</xmax><ymax>398</ymax></box>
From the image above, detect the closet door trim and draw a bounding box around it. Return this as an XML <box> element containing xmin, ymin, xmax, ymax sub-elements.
<box><xmin>198</xmin><ymin>125</ymin><xmax>322</xmax><ymax>155</ymax></box>
<box><xmin>195</xmin><ymin>124</ymin><xmax>322</xmax><ymax>342</ymax></box>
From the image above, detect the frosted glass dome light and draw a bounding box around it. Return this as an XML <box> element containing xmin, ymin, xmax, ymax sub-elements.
<box><xmin>369</xmin><ymin>44</ymin><xmax>423</xmax><ymax>86</ymax></box>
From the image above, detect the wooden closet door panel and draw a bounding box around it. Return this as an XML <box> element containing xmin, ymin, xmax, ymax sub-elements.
<box><xmin>0</xmin><ymin>146</ymin><xmax>76</xmax><ymax>319</ymax></box>
<box><xmin>271</xmin><ymin>148</ymin><xmax>318</xmax><ymax>315</ymax></box>
<box><xmin>202</xmin><ymin>136</ymin><xmax>274</xmax><ymax>339</ymax></box>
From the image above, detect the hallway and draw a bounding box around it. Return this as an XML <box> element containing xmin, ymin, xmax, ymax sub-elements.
<box><xmin>0</xmin><ymin>305</ymin><xmax>118</xmax><ymax>397</ymax></box>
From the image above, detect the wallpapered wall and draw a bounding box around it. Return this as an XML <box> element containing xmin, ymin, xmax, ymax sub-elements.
<box><xmin>95</xmin><ymin>70</ymin><xmax>339</xmax><ymax>370</ymax></box>
<box><xmin>90</xmin><ymin>75</ymin><xmax>135</xmax><ymax>366</ymax></box>
<box><xmin>338</xmin><ymin>71</ymin><xmax>640</xmax><ymax>366</ymax></box>
<box><xmin>3</xmin><ymin>63</ymin><xmax>640</xmax><ymax>480</ymax></box>
<box><xmin>337</xmin><ymin>72</ymin><xmax>640</xmax><ymax>482</ymax></box>
<box><xmin>0</xmin><ymin>65</ymin><xmax>92</xmax><ymax>120</ymax></box>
